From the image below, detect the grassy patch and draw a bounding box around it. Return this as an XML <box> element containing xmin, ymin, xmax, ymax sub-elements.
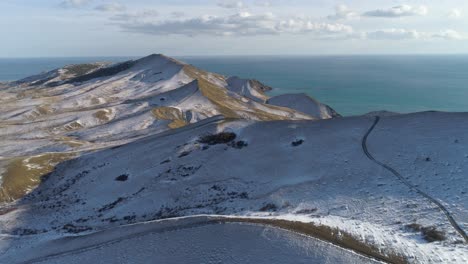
<box><xmin>55</xmin><ymin>136</ymin><xmax>86</xmax><ymax>148</ymax></box>
<box><xmin>0</xmin><ymin>153</ymin><xmax>76</xmax><ymax>202</ymax></box>
<box><xmin>223</xmin><ymin>218</ymin><xmax>408</xmax><ymax>264</ymax></box>
<box><xmin>36</xmin><ymin>105</ymin><xmax>53</xmax><ymax>115</ymax></box>
<box><xmin>183</xmin><ymin>65</ymin><xmax>310</xmax><ymax>121</ymax></box>
<box><xmin>152</xmin><ymin>107</ymin><xmax>187</xmax><ymax>129</ymax></box>
<box><xmin>64</xmin><ymin>121</ymin><xmax>84</xmax><ymax>131</ymax></box>
<box><xmin>93</xmin><ymin>109</ymin><xmax>112</xmax><ymax>122</ymax></box>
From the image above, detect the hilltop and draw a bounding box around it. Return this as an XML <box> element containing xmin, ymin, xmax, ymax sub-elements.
<box><xmin>0</xmin><ymin>54</ymin><xmax>337</xmax><ymax>202</ymax></box>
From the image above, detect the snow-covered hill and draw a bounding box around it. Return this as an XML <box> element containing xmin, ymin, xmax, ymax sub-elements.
<box><xmin>0</xmin><ymin>55</ymin><xmax>467</xmax><ymax>263</ymax></box>
<box><xmin>0</xmin><ymin>54</ymin><xmax>336</xmax><ymax>202</ymax></box>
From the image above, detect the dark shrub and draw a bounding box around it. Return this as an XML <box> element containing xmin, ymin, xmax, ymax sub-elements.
<box><xmin>260</xmin><ymin>203</ymin><xmax>278</xmax><ymax>212</ymax></box>
<box><xmin>66</xmin><ymin>64</ymin><xmax>101</xmax><ymax>76</ymax></box>
<box><xmin>178</xmin><ymin>151</ymin><xmax>191</xmax><ymax>158</ymax></box>
<box><xmin>115</xmin><ymin>174</ymin><xmax>129</xmax><ymax>181</ymax></box>
<box><xmin>405</xmin><ymin>224</ymin><xmax>445</xmax><ymax>242</ymax></box>
<box><xmin>296</xmin><ymin>208</ymin><xmax>318</xmax><ymax>214</ymax></box>
<box><xmin>63</xmin><ymin>61</ymin><xmax>136</xmax><ymax>85</ymax></box>
<box><xmin>239</xmin><ymin>192</ymin><xmax>249</xmax><ymax>199</ymax></box>
<box><xmin>229</xmin><ymin>140</ymin><xmax>248</xmax><ymax>149</ymax></box>
<box><xmin>405</xmin><ymin>223</ymin><xmax>422</xmax><ymax>232</ymax></box>
<box><xmin>292</xmin><ymin>139</ymin><xmax>304</xmax><ymax>147</ymax></box>
<box><xmin>199</xmin><ymin>132</ymin><xmax>236</xmax><ymax>145</ymax></box>
<box><xmin>62</xmin><ymin>224</ymin><xmax>92</xmax><ymax>234</ymax></box>
<box><xmin>421</xmin><ymin>227</ymin><xmax>446</xmax><ymax>242</ymax></box>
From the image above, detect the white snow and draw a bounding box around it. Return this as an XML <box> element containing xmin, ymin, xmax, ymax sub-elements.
<box><xmin>268</xmin><ymin>93</ymin><xmax>340</xmax><ymax>119</ymax></box>
<box><xmin>0</xmin><ymin>54</ymin><xmax>466</xmax><ymax>263</ymax></box>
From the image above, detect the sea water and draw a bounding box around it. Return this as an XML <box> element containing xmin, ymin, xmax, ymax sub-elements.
<box><xmin>1</xmin><ymin>55</ymin><xmax>468</xmax><ymax>116</ymax></box>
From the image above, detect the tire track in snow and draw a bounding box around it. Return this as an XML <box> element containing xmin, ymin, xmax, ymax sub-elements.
<box><xmin>362</xmin><ymin>116</ymin><xmax>468</xmax><ymax>243</ymax></box>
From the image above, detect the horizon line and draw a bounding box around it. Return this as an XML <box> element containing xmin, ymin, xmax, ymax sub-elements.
<box><xmin>2</xmin><ymin>53</ymin><xmax>468</xmax><ymax>59</ymax></box>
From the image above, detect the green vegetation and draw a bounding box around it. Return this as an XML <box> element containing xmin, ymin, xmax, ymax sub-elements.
<box><xmin>0</xmin><ymin>153</ymin><xmax>76</xmax><ymax>202</ymax></box>
<box><xmin>183</xmin><ymin>65</ymin><xmax>313</xmax><ymax>121</ymax></box>
<box><xmin>152</xmin><ymin>107</ymin><xmax>187</xmax><ymax>129</ymax></box>
<box><xmin>94</xmin><ymin>109</ymin><xmax>112</xmax><ymax>122</ymax></box>
<box><xmin>64</xmin><ymin>121</ymin><xmax>84</xmax><ymax>131</ymax></box>
<box><xmin>65</xmin><ymin>64</ymin><xmax>103</xmax><ymax>77</ymax></box>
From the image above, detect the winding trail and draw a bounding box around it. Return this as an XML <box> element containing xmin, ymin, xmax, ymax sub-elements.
<box><xmin>362</xmin><ymin>116</ymin><xmax>468</xmax><ymax>243</ymax></box>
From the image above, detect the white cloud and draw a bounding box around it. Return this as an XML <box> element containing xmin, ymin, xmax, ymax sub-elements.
<box><xmin>255</xmin><ymin>1</ymin><xmax>272</xmax><ymax>7</ymax></box>
<box><xmin>117</xmin><ymin>12</ymin><xmax>354</xmax><ymax>38</ymax></box>
<box><xmin>217</xmin><ymin>1</ymin><xmax>246</xmax><ymax>9</ymax></box>
<box><xmin>366</xmin><ymin>29</ymin><xmax>421</xmax><ymax>40</ymax></box>
<box><xmin>447</xmin><ymin>9</ymin><xmax>462</xmax><ymax>19</ymax></box>
<box><xmin>363</xmin><ymin>5</ymin><xmax>428</xmax><ymax>18</ymax></box>
<box><xmin>111</xmin><ymin>9</ymin><xmax>159</xmax><ymax>22</ymax></box>
<box><xmin>59</xmin><ymin>0</ymin><xmax>92</xmax><ymax>9</ymax></box>
<box><xmin>171</xmin><ymin>11</ymin><xmax>186</xmax><ymax>18</ymax></box>
<box><xmin>95</xmin><ymin>3</ymin><xmax>126</xmax><ymax>13</ymax></box>
<box><xmin>365</xmin><ymin>28</ymin><xmax>465</xmax><ymax>41</ymax></box>
<box><xmin>328</xmin><ymin>5</ymin><xmax>359</xmax><ymax>20</ymax></box>
<box><xmin>433</xmin><ymin>30</ymin><xmax>465</xmax><ymax>40</ymax></box>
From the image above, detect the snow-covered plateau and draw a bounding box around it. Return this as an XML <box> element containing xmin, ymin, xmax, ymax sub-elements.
<box><xmin>0</xmin><ymin>54</ymin><xmax>466</xmax><ymax>263</ymax></box>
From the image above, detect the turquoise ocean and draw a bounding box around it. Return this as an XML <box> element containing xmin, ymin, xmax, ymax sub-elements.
<box><xmin>1</xmin><ymin>55</ymin><xmax>468</xmax><ymax>116</ymax></box>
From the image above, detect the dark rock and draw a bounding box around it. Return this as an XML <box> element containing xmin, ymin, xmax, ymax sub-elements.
<box><xmin>178</xmin><ymin>151</ymin><xmax>191</xmax><ymax>158</ymax></box>
<box><xmin>260</xmin><ymin>203</ymin><xmax>278</xmax><ymax>212</ymax></box>
<box><xmin>292</xmin><ymin>139</ymin><xmax>304</xmax><ymax>147</ymax></box>
<box><xmin>199</xmin><ymin>132</ymin><xmax>236</xmax><ymax>145</ymax></box>
<box><xmin>115</xmin><ymin>174</ymin><xmax>129</xmax><ymax>182</ymax></box>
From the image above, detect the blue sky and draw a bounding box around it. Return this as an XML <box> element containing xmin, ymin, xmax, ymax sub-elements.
<box><xmin>2</xmin><ymin>0</ymin><xmax>468</xmax><ymax>57</ymax></box>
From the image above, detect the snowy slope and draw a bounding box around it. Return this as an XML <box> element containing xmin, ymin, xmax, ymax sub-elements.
<box><xmin>0</xmin><ymin>112</ymin><xmax>467</xmax><ymax>263</ymax></box>
<box><xmin>267</xmin><ymin>93</ymin><xmax>341</xmax><ymax>119</ymax></box>
<box><xmin>0</xmin><ymin>55</ymin><xmax>467</xmax><ymax>264</ymax></box>
<box><xmin>0</xmin><ymin>54</ymin><xmax>336</xmax><ymax>202</ymax></box>
<box><xmin>1</xmin><ymin>216</ymin><xmax>380</xmax><ymax>264</ymax></box>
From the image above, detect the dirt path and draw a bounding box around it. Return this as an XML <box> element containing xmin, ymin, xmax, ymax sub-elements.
<box><xmin>362</xmin><ymin>116</ymin><xmax>468</xmax><ymax>243</ymax></box>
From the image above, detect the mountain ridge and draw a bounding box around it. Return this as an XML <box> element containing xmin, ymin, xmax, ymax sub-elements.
<box><xmin>0</xmin><ymin>54</ymin><xmax>467</xmax><ymax>263</ymax></box>
<box><xmin>0</xmin><ymin>54</ymin><xmax>338</xmax><ymax>202</ymax></box>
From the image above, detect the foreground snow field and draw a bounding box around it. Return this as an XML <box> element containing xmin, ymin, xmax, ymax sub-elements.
<box><xmin>0</xmin><ymin>55</ymin><xmax>467</xmax><ymax>263</ymax></box>
<box><xmin>2</xmin><ymin>216</ymin><xmax>380</xmax><ymax>264</ymax></box>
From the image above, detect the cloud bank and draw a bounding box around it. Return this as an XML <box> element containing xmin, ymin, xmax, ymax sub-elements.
<box><xmin>59</xmin><ymin>0</ymin><xmax>92</xmax><ymax>9</ymax></box>
<box><xmin>363</xmin><ymin>5</ymin><xmax>428</xmax><ymax>18</ymax></box>
<box><xmin>95</xmin><ymin>3</ymin><xmax>126</xmax><ymax>13</ymax></box>
<box><xmin>56</xmin><ymin>2</ymin><xmax>466</xmax><ymax>43</ymax></box>
<box><xmin>217</xmin><ymin>1</ymin><xmax>246</xmax><ymax>9</ymax></box>
<box><xmin>118</xmin><ymin>12</ymin><xmax>354</xmax><ymax>38</ymax></box>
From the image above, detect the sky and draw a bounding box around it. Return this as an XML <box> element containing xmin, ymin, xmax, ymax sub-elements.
<box><xmin>2</xmin><ymin>0</ymin><xmax>468</xmax><ymax>57</ymax></box>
